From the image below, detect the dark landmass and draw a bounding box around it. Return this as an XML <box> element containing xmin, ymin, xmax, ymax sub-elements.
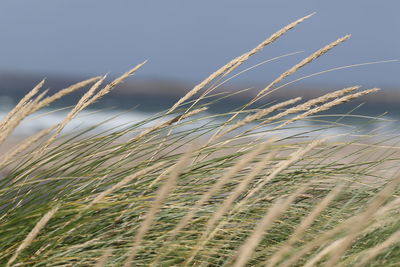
<box><xmin>0</xmin><ymin>71</ymin><xmax>399</xmax><ymax>116</ymax></box>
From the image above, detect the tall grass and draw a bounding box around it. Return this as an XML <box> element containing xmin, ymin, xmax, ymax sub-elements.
<box><xmin>0</xmin><ymin>15</ymin><xmax>399</xmax><ymax>266</ymax></box>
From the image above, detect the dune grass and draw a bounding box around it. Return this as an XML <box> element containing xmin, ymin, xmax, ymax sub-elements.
<box><xmin>0</xmin><ymin>15</ymin><xmax>400</xmax><ymax>266</ymax></box>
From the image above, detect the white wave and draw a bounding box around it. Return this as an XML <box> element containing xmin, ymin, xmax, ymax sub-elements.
<box><xmin>0</xmin><ymin>108</ymin><xmax>397</xmax><ymax>142</ymax></box>
<box><xmin>0</xmin><ymin>108</ymin><xmax>158</xmax><ymax>136</ymax></box>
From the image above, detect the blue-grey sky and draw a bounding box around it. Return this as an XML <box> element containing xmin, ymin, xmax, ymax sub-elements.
<box><xmin>0</xmin><ymin>0</ymin><xmax>399</xmax><ymax>86</ymax></box>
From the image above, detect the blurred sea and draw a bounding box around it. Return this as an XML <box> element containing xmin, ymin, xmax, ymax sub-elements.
<box><xmin>0</xmin><ymin>75</ymin><xmax>399</xmax><ymax>141</ymax></box>
<box><xmin>1</xmin><ymin>103</ymin><xmax>398</xmax><ymax>143</ymax></box>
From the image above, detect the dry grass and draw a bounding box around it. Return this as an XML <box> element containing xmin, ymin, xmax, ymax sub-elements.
<box><xmin>6</xmin><ymin>206</ymin><xmax>59</xmax><ymax>267</ymax></box>
<box><xmin>0</xmin><ymin>15</ymin><xmax>399</xmax><ymax>267</ymax></box>
<box><xmin>233</xmin><ymin>187</ymin><xmax>307</xmax><ymax>267</ymax></box>
<box><xmin>124</xmin><ymin>152</ymin><xmax>191</xmax><ymax>266</ymax></box>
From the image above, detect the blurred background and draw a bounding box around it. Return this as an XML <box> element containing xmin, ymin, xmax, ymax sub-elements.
<box><xmin>0</xmin><ymin>0</ymin><xmax>399</xmax><ymax>135</ymax></box>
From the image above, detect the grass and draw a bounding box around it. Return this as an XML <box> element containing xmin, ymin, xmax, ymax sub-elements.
<box><xmin>0</xmin><ymin>14</ymin><xmax>400</xmax><ymax>266</ymax></box>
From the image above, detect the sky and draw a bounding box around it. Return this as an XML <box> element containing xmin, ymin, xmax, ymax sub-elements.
<box><xmin>0</xmin><ymin>0</ymin><xmax>399</xmax><ymax>87</ymax></box>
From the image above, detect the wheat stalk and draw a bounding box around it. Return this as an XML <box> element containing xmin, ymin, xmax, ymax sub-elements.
<box><xmin>275</xmin><ymin>88</ymin><xmax>380</xmax><ymax>130</ymax></box>
<box><xmin>255</xmin><ymin>35</ymin><xmax>351</xmax><ymax>102</ymax></box>
<box><xmin>167</xmin><ymin>13</ymin><xmax>314</xmax><ymax>114</ymax></box>
<box><xmin>0</xmin><ymin>79</ymin><xmax>45</xmax><ymax>131</ymax></box>
<box><xmin>211</xmin><ymin>97</ymin><xmax>302</xmax><ymax>142</ymax></box>
<box><xmin>221</xmin><ymin>35</ymin><xmax>350</xmax><ymax>129</ymax></box>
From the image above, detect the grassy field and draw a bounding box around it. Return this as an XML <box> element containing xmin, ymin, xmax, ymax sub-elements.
<box><xmin>0</xmin><ymin>15</ymin><xmax>399</xmax><ymax>266</ymax></box>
